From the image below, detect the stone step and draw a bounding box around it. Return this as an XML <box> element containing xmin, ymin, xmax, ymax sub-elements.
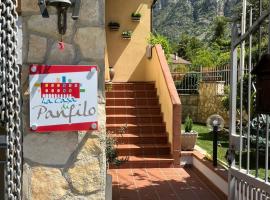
<box><xmin>110</xmin><ymin>133</ymin><xmax>168</xmax><ymax>144</ymax></box>
<box><xmin>106</xmin><ymin>98</ymin><xmax>159</xmax><ymax>106</ymax></box>
<box><xmin>105</xmin><ymin>81</ymin><xmax>173</xmax><ymax>169</ymax></box>
<box><xmin>116</xmin><ymin>144</ymin><xmax>171</xmax><ymax>156</ymax></box>
<box><xmin>106</xmin><ymin>114</ymin><xmax>163</xmax><ymax>124</ymax></box>
<box><xmin>109</xmin><ymin>155</ymin><xmax>174</xmax><ymax>169</ymax></box>
<box><xmin>106</xmin><ymin>106</ymin><xmax>161</xmax><ymax>115</ymax></box>
<box><xmin>106</xmin><ymin>82</ymin><xmax>155</xmax><ymax>91</ymax></box>
<box><xmin>106</xmin><ymin>90</ymin><xmax>157</xmax><ymax>98</ymax></box>
<box><xmin>106</xmin><ymin>123</ymin><xmax>166</xmax><ymax>134</ymax></box>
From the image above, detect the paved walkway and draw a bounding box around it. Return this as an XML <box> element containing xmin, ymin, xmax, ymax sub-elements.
<box><xmin>109</xmin><ymin>167</ymin><xmax>223</xmax><ymax>200</ymax></box>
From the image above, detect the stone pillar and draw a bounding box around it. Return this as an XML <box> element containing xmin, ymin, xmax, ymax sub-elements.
<box><xmin>21</xmin><ymin>1</ymin><xmax>106</xmax><ymax>199</ymax></box>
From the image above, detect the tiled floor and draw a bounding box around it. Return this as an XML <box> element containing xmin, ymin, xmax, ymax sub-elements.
<box><xmin>109</xmin><ymin>167</ymin><xmax>223</xmax><ymax>200</ymax></box>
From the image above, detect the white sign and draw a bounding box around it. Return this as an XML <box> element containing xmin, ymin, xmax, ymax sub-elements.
<box><xmin>29</xmin><ymin>65</ymin><xmax>98</xmax><ymax>132</ymax></box>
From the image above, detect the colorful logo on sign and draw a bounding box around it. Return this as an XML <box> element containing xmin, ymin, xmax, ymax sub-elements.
<box><xmin>34</xmin><ymin>76</ymin><xmax>86</xmax><ymax>99</ymax></box>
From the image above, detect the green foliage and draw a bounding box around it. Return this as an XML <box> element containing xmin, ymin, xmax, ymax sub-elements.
<box><xmin>242</xmin><ymin>116</ymin><xmax>270</xmax><ymax>153</ymax></box>
<box><xmin>192</xmin><ymin>123</ymin><xmax>229</xmax><ymax>165</ymax></box>
<box><xmin>122</xmin><ymin>31</ymin><xmax>132</xmax><ymax>37</ymax></box>
<box><xmin>148</xmin><ymin>33</ymin><xmax>172</xmax><ymax>58</ymax></box>
<box><xmin>191</xmin><ymin>49</ymin><xmax>216</xmax><ymax>68</ymax></box>
<box><xmin>216</xmin><ymin>51</ymin><xmax>230</xmax><ymax>67</ymax></box>
<box><xmin>105</xmin><ymin>125</ymin><xmax>128</xmax><ymax>167</ymax></box>
<box><xmin>174</xmin><ymin>32</ymin><xmax>230</xmax><ymax>69</ymax></box>
<box><xmin>212</xmin><ymin>16</ymin><xmax>228</xmax><ymax>42</ymax></box>
<box><xmin>176</xmin><ymin>34</ymin><xmax>204</xmax><ymax>61</ymax></box>
<box><xmin>154</xmin><ymin>5</ymin><xmax>232</xmax><ymax>69</ymax></box>
<box><xmin>131</xmin><ymin>12</ymin><xmax>141</xmax><ymax>18</ymax></box>
<box><xmin>221</xmin><ymin>86</ymin><xmax>230</xmax><ymax>111</ymax></box>
<box><xmin>153</xmin><ymin>0</ymin><xmax>237</xmax><ymax>42</ymax></box>
<box><xmin>221</xmin><ymin>74</ymin><xmax>256</xmax><ymax>118</ymax></box>
<box><xmin>171</xmin><ymin>64</ymin><xmax>188</xmax><ymax>73</ymax></box>
<box><xmin>184</xmin><ymin>116</ymin><xmax>193</xmax><ymax>132</ymax></box>
<box><xmin>105</xmin><ymin>136</ymin><xmax>128</xmax><ymax>167</ymax></box>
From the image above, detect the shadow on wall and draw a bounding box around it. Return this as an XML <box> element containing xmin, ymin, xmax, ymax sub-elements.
<box><xmin>127</xmin><ymin>56</ymin><xmax>146</xmax><ymax>81</ymax></box>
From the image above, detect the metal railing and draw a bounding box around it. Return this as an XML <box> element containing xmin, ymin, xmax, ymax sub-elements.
<box><xmin>171</xmin><ymin>65</ymin><xmax>247</xmax><ymax>94</ymax></box>
<box><xmin>172</xmin><ymin>71</ymin><xmax>201</xmax><ymax>94</ymax></box>
<box><xmin>228</xmin><ymin>1</ymin><xmax>270</xmax><ymax>199</ymax></box>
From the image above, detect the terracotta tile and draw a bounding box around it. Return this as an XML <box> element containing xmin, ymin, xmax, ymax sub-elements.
<box><xmin>106</xmin><ymin>91</ymin><xmax>157</xmax><ymax>98</ymax></box>
<box><xmin>107</xmin><ymin>83</ymin><xmax>220</xmax><ymax>200</ymax></box>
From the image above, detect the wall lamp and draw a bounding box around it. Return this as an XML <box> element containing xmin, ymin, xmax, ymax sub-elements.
<box><xmin>38</xmin><ymin>0</ymin><xmax>81</xmax><ymax>36</ymax></box>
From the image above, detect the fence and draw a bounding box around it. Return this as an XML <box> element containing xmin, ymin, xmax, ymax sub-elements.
<box><xmin>172</xmin><ymin>65</ymin><xmax>249</xmax><ymax>94</ymax></box>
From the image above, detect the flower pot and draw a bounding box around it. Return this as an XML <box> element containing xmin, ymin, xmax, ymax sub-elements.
<box><xmin>109</xmin><ymin>25</ymin><xmax>120</xmax><ymax>31</ymax></box>
<box><xmin>131</xmin><ymin>16</ymin><xmax>141</xmax><ymax>21</ymax></box>
<box><xmin>109</xmin><ymin>67</ymin><xmax>115</xmax><ymax>81</ymax></box>
<box><xmin>122</xmin><ymin>35</ymin><xmax>131</xmax><ymax>39</ymax></box>
<box><xmin>181</xmin><ymin>130</ymin><xmax>198</xmax><ymax>150</ymax></box>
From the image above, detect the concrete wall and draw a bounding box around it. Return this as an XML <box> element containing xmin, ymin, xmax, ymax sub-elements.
<box><xmin>180</xmin><ymin>82</ymin><xmax>229</xmax><ymax>126</ymax></box>
<box><xmin>106</xmin><ymin>0</ymin><xmax>153</xmax><ymax>82</ymax></box>
<box><xmin>21</xmin><ymin>1</ymin><xmax>106</xmax><ymax>199</ymax></box>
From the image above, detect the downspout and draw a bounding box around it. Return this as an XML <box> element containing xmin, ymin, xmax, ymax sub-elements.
<box><xmin>151</xmin><ymin>0</ymin><xmax>157</xmax><ymax>32</ymax></box>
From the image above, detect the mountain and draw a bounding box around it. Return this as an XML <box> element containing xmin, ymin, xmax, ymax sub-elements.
<box><xmin>153</xmin><ymin>0</ymin><xmax>239</xmax><ymax>42</ymax></box>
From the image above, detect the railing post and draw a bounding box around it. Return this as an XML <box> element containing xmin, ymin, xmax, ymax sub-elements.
<box><xmin>229</xmin><ymin>21</ymin><xmax>238</xmax><ymax>200</ymax></box>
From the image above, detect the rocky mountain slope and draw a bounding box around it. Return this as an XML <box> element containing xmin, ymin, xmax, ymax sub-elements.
<box><xmin>153</xmin><ymin>0</ymin><xmax>239</xmax><ymax>41</ymax></box>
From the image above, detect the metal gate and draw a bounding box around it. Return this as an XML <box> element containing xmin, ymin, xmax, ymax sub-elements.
<box><xmin>0</xmin><ymin>0</ymin><xmax>22</xmax><ymax>199</ymax></box>
<box><xmin>229</xmin><ymin>0</ymin><xmax>270</xmax><ymax>199</ymax></box>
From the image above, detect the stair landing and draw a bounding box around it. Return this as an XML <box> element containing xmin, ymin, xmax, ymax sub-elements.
<box><xmin>109</xmin><ymin>167</ymin><xmax>223</xmax><ymax>200</ymax></box>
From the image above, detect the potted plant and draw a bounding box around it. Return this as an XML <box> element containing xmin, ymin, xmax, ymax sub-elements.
<box><xmin>108</xmin><ymin>21</ymin><xmax>120</xmax><ymax>31</ymax></box>
<box><xmin>131</xmin><ymin>12</ymin><xmax>141</xmax><ymax>21</ymax></box>
<box><xmin>181</xmin><ymin>116</ymin><xmax>198</xmax><ymax>150</ymax></box>
<box><xmin>122</xmin><ymin>30</ymin><xmax>132</xmax><ymax>39</ymax></box>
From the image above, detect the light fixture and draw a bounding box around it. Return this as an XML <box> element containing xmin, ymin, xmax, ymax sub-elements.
<box><xmin>38</xmin><ymin>0</ymin><xmax>80</xmax><ymax>39</ymax></box>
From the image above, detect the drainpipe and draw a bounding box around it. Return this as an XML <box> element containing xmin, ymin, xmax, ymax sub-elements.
<box><xmin>151</xmin><ymin>0</ymin><xmax>157</xmax><ymax>32</ymax></box>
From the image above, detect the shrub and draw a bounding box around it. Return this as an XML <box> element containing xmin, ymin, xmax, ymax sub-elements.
<box><xmin>122</xmin><ymin>31</ymin><xmax>133</xmax><ymax>37</ymax></box>
<box><xmin>148</xmin><ymin>33</ymin><xmax>171</xmax><ymax>59</ymax></box>
<box><xmin>131</xmin><ymin>12</ymin><xmax>141</xmax><ymax>18</ymax></box>
<box><xmin>184</xmin><ymin>116</ymin><xmax>193</xmax><ymax>132</ymax></box>
<box><xmin>105</xmin><ymin>134</ymin><xmax>128</xmax><ymax>167</ymax></box>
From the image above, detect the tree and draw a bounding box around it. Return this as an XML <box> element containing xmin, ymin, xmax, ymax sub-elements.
<box><xmin>191</xmin><ymin>49</ymin><xmax>216</xmax><ymax>68</ymax></box>
<box><xmin>176</xmin><ymin>34</ymin><xmax>204</xmax><ymax>60</ymax></box>
<box><xmin>213</xmin><ymin>16</ymin><xmax>228</xmax><ymax>41</ymax></box>
<box><xmin>148</xmin><ymin>33</ymin><xmax>172</xmax><ymax>58</ymax></box>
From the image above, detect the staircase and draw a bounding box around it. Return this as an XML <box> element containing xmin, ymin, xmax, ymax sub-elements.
<box><xmin>106</xmin><ymin>82</ymin><xmax>174</xmax><ymax>168</ymax></box>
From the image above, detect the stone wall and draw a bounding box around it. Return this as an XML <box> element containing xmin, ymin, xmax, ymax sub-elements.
<box><xmin>198</xmin><ymin>82</ymin><xmax>229</xmax><ymax>126</ymax></box>
<box><xmin>180</xmin><ymin>82</ymin><xmax>229</xmax><ymax>127</ymax></box>
<box><xmin>180</xmin><ymin>94</ymin><xmax>199</xmax><ymax>122</ymax></box>
<box><xmin>21</xmin><ymin>1</ymin><xmax>106</xmax><ymax>199</ymax></box>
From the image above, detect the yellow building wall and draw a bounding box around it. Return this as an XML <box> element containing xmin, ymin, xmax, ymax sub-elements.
<box><xmin>105</xmin><ymin>46</ymin><xmax>110</xmax><ymax>82</ymax></box>
<box><xmin>105</xmin><ymin>0</ymin><xmax>153</xmax><ymax>82</ymax></box>
<box><xmin>144</xmin><ymin>47</ymin><xmax>174</xmax><ymax>148</ymax></box>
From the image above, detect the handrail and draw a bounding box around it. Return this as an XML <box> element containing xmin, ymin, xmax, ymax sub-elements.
<box><xmin>155</xmin><ymin>45</ymin><xmax>181</xmax><ymax>106</ymax></box>
<box><xmin>153</xmin><ymin>45</ymin><xmax>181</xmax><ymax>165</ymax></box>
